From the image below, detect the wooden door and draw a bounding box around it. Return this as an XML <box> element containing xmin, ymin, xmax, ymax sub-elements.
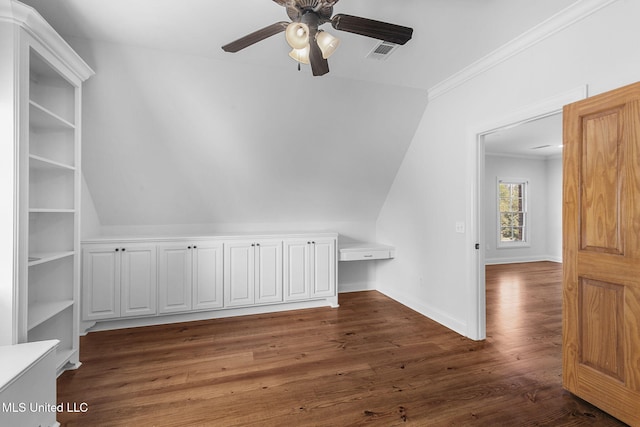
<box><xmin>120</xmin><ymin>245</ymin><xmax>157</xmax><ymax>317</ymax></box>
<box><xmin>192</xmin><ymin>242</ymin><xmax>224</xmax><ymax>310</ymax></box>
<box><xmin>157</xmin><ymin>244</ymin><xmax>192</xmax><ymax>314</ymax></box>
<box><xmin>563</xmin><ymin>81</ymin><xmax>640</xmax><ymax>426</ymax></box>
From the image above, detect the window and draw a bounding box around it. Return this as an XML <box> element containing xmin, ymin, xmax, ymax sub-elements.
<box><xmin>497</xmin><ymin>179</ymin><xmax>528</xmax><ymax>247</ymax></box>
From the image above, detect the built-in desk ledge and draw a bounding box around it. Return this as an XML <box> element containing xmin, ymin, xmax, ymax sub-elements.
<box><xmin>339</xmin><ymin>242</ymin><xmax>396</xmax><ymax>262</ymax></box>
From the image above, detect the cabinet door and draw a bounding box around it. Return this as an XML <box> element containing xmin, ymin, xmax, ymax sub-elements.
<box><xmin>224</xmin><ymin>241</ymin><xmax>255</xmax><ymax>307</ymax></box>
<box><xmin>284</xmin><ymin>239</ymin><xmax>311</xmax><ymax>301</ymax></box>
<box><xmin>120</xmin><ymin>245</ymin><xmax>157</xmax><ymax>317</ymax></box>
<box><xmin>193</xmin><ymin>242</ymin><xmax>223</xmax><ymax>310</ymax></box>
<box><xmin>82</xmin><ymin>246</ymin><xmax>120</xmax><ymax>320</ymax></box>
<box><xmin>311</xmin><ymin>238</ymin><xmax>336</xmax><ymax>298</ymax></box>
<box><xmin>157</xmin><ymin>244</ymin><xmax>192</xmax><ymax>314</ymax></box>
<box><xmin>255</xmin><ymin>240</ymin><xmax>283</xmax><ymax>304</ymax></box>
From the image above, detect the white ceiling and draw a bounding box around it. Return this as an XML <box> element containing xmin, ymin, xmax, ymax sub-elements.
<box><xmin>484</xmin><ymin>113</ymin><xmax>563</xmax><ymax>158</ymax></box>
<box><xmin>21</xmin><ymin>0</ymin><xmax>576</xmax><ymax>90</ymax></box>
<box><xmin>17</xmin><ymin>0</ymin><xmax>576</xmax><ymax>229</ymax></box>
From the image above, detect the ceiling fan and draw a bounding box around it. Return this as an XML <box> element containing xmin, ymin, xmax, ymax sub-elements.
<box><xmin>221</xmin><ymin>0</ymin><xmax>413</xmax><ymax>76</ymax></box>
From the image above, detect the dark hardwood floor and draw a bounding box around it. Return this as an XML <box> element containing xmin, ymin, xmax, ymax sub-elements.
<box><xmin>56</xmin><ymin>262</ymin><xmax>628</xmax><ymax>426</ymax></box>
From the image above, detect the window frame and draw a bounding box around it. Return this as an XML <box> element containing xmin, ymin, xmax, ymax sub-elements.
<box><xmin>496</xmin><ymin>178</ymin><xmax>530</xmax><ymax>248</ymax></box>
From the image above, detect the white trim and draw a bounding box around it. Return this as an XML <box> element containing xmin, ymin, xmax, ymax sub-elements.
<box><xmin>485</xmin><ymin>256</ymin><xmax>562</xmax><ymax>265</ymax></box>
<box><xmin>376</xmin><ymin>284</ymin><xmax>467</xmax><ymax>337</ymax></box>
<box><xmin>428</xmin><ymin>0</ymin><xmax>618</xmax><ymax>101</ymax></box>
<box><xmin>467</xmin><ymin>86</ymin><xmax>588</xmax><ymax>341</ymax></box>
<box><xmin>0</xmin><ymin>1</ymin><xmax>94</xmax><ymax>81</ymax></box>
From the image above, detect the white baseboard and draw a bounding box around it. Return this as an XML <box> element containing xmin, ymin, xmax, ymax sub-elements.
<box><xmin>375</xmin><ymin>284</ymin><xmax>468</xmax><ymax>338</ymax></box>
<box><xmin>485</xmin><ymin>255</ymin><xmax>562</xmax><ymax>265</ymax></box>
<box><xmin>338</xmin><ymin>282</ymin><xmax>375</xmax><ymax>293</ymax></box>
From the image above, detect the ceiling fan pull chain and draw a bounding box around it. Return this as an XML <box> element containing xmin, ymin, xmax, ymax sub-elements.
<box><xmin>298</xmin><ymin>62</ymin><xmax>301</xmax><ymax>71</ymax></box>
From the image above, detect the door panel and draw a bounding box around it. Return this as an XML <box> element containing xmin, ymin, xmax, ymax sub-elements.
<box><xmin>120</xmin><ymin>245</ymin><xmax>157</xmax><ymax>317</ymax></box>
<box><xmin>312</xmin><ymin>238</ymin><xmax>335</xmax><ymax>298</ymax></box>
<box><xmin>193</xmin><ymin>243</ymin><xmax>223</xmax><ymax>310</ymax></box>
<box><xmin>158</xmin><ymin>245</ymin><xmax>191</xmax><ymax>313</ymax></box>
<box><xmin>255</xmin><ymin>240</ymin><xmax>283</xmax><ymax>304</ymax></box>
<box><xmin>224</xmin><ymin>241</ymin><xmax>254</xmax><ymax>307</ymax></box>
<box><xmin>284</xmin><ymin>240</ymin><xmax>311</xmax><ymax>301</ymax></box>
<box><xmin>563</xmin><ymin>81</ymin><xmax>640</xmax><ymax>426</ymax></box>
<box><xmin>82</xmin><ymin>247</ymin><xmax>120</xmax><ymax>320</ymax></box>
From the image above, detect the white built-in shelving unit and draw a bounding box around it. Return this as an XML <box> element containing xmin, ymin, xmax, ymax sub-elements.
<box><xmin>1</xmin><ymin>1</ymin><xmax>94</xmax><ymax>377</ymax></box>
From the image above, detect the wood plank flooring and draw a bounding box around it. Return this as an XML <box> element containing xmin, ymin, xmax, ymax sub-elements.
<box><xmin>56</xmin><ymin>262</ymin><xmax>629</xmax><ymax>426</ymax></box>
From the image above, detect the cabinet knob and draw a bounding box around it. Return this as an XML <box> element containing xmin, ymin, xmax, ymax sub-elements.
<box><xmin>115</xmin><ymin>248</ymin><xmax>119</xmax><ymax>252</ymax></box>
<box><xmin>251</xmin><ymin>243</ymin><xmax>255</xmax><ymax>247</ymax></box>
<box><xmin>193</xmin><ymin>245</ymin><xmax>197</xmax><ymax>249</ymax></box>
<box><xmin>188</xmin><ymin>246</ymin><xmax>191</xmax><ymax>249</ymax></box>
<box><xmin>256</xmin><ymin>243</ymin><xmax>260</xmax><ymax>246</ymax></box>
<box><xmin>307</xmin><ymin>241</ymin><xmax>311</xmax><ymax>245</ymax></box>
<box><xmin>122</xmin><ymin>248</ymin><xmax>126</xmax><ymax>251</ymax></box>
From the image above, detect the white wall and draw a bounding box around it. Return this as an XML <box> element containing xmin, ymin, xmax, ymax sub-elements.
<box><xmin>375</xmin><ymin>0</ymin><xmax>640</xmax><ymax>338</ymax></box>
<box><xmin>484</xmin><ymin>154</ymin><xmax>561</xmax><ymax>264</ymax></box>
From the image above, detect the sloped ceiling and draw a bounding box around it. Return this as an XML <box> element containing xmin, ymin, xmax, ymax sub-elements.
<box><xmin>20</xmin><ymin>0</ymin><xmax>575</xmax><ymax>228</ymax></box>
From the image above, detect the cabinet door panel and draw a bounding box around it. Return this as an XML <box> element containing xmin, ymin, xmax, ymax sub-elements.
<box><xmin>82</xmin><ymin>247</ymin><xmax>120</xmax><ymax>320</ymax></box>
<box><xmin>121</xmin><ymin>246</ymin><xmax>157</xmax><ymax>317</ymax></box>
<box><xmin>158</xmin><ymin>245</ymin><xmax>191</xmax><ymax>313</ymax></box>
<box><xmin>312</xmin><ymin>239</ymin><xmax>336</xmax><ymax>298</ymax></box>
<box><xmin>255</xmin><ymin>240</ymin><xmax>283</xmax><ymax>304</ymax></box>
<box><xmin>224</xmin><ymin>242</ymin><xmax>254</xmax><ymax>307</ymax></box>
<box><xmin>284</xmin><ymin>240</ymin><xmax>311</xmax><ymax>301</ymax></box>
<box><xmin>193</xmin><ymin>243</ymin><xmax>223</xmax><ymax>310</ymax></box>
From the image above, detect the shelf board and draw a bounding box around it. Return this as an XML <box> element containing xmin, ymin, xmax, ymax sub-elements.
<box><xmin>28</xmin><ymin>251</ymin><xmax>74</xmax><ymax>267</ymax></box>
<box><xmin>30</xmin><ymin>154</ymin><xmax>75</xmax><ymax>171</ymax></box>
<box><xmin>27</xmin><ymin>300</ymin><xmax>74</xmax><ymax>331</ymax></box>
<box><xmin>29</xmin><ymin>208</ymin><xmax>75</xmax><ymax>213</ymax></box>
<box><xmin>29</xmin><ymin>100</ymin><xmax>75</xmax><ymax>130</ymax></box>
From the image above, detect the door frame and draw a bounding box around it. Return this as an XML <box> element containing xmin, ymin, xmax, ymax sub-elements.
<box><xmin>466</xmin><ymin>85</ymin><xmax>588</xmax><ymax>340</ymax></box>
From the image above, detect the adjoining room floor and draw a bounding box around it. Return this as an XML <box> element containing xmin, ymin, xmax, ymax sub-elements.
<box><xmin>57</xmin><ymin>262</ymin><xmax>627</xmax><ymax>426</ymax></box>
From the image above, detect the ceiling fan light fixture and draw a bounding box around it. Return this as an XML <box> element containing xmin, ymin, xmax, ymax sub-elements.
<box><xmin>285</xmin><ymin>22</ymin><xmax>310</xmax><ymax>49</ymax></box>
<box><xmin>289</xmin><ymin>45</ymin><xmax>310</xmax><ymax>64</ymax></box>
<box><xmin>316</xmin><ymin>30</ymin><xmax>340</xmax><ymax>59</ymax></box>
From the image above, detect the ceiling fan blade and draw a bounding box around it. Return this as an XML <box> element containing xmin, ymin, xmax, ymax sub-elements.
<box><xmin>331</xmin><ymin>14</ymin><xmax>413</xmax><ymax>45</ymax></box>
<box><xmin>309</xmin><ymin>36</ymin><xmax>329</xmax><ymax>76</ymax></box>
<box><xmin>222</xmin><ymin>22</ymin><xmax>289</xmax><ymax>53</ymax></box>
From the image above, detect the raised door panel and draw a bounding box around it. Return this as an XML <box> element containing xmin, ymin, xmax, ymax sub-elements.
<box><xmin>311</xmin><ymin>238</ymin><xmax>336</xmax><ymax>298</ymax></box>
<box><xmin>82</xmin><ymin>247</ymin><xmax>120</xmax><ymax>320</ymax></box>
<box><xmin>193</xmin><ymin>243</ymin><xmax>223</xmax><ymax>310</ymax></box>
<box><xmin>284</xmin><ymin>240</ymin><xmax>311</xmax><ymax>301</ymax></box>
<box><xmin>224</xmin><ymin>241</ymin><xmax>254</xmax><ymax>307</ymax></box>
<box><xmin>255</xmin><ymin>240</ymin><xmax>283</xmax><ymax>304</ymax></box>
<box><xmin>158</xmin><ymin>245</ymin><xmax>192</xmax><ymax>314</ymax></box>
<box><xmin>120</xmin><ymin>245</ymin><xmax>157</xmax><ymax>317</ymax></box>
<box><xmin>563</xmin><ymin>83</ymin><xmax>640</xmax><ymax>426</ymax></box>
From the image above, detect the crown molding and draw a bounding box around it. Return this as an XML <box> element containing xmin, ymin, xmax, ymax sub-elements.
<box><xmin>0</xmin><ymin>0</ymin><xmax>94</xmax><ymax>81</ymax></box>
<box><xmin>427</xmin><ymin>0</ymin><xmax>619</xmax><ymax>102</ymax></box>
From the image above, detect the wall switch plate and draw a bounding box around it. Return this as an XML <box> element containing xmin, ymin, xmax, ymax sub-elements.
<box><xmin>455</xmin><ymin>221</ymin><xmax>465</xmax><ymax>233</ymax></box>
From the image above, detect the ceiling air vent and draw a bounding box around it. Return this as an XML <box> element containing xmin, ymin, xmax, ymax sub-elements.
<box><xmin>367</xmin><ymin>41</ymin><xmax>399</xmax><ymax>60</ymax></box>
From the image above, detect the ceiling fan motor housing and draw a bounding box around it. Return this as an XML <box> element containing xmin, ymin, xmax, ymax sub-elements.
<box><xmin>286</xmin><ymin>0</ymin><xmax>333</xmax><ymax>23</ymax></box>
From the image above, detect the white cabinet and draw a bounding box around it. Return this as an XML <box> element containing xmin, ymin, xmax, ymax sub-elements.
<box><xmin>284</xmin><ymin>237</ymin><xmax>336</xmax><ymax>301</ymax></box>
<box><xmin>158</xmin><ymin>241</ymin><xmax>223</xmax><ymax>313</ymax></box>
<box><xmin>1</xmin><ymin>2</ymin><xmax>93</xmax><ymax>375</ymax></box>
<box><xmin>81</xmin><ymin>233</ymin><xmax>337</xmax><ymax>330</ymax></box>
<box><xmin>224</xmin><ymin>239</ymin><xmax>283</xmax><ymax>307</ymax></box>
<box><xmin>83</xmin><ymin>244</ymin><xmax>157</xmax><ymax>320</ymax></box>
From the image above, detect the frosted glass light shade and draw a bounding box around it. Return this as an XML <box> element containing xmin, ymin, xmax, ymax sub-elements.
<box><xmin>289</xmin><ymin>45</ymin><xmax>310</xmax><ymax>64</ymax></box>
<box><xmin>316</xmin><ymin>31</ymin><xmax>340</xmax><ymax>59</ymax></box>
<box><xmin>285</xmin><ymin>22</ymin><xmax>310</xmax><ymax>49</ymax></box>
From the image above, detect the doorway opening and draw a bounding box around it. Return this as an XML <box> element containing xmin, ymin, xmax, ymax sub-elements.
<box><xmin>468</xmin><ymin>86</ymin><xmax>587</xmax><ymax>340</ymax></box>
